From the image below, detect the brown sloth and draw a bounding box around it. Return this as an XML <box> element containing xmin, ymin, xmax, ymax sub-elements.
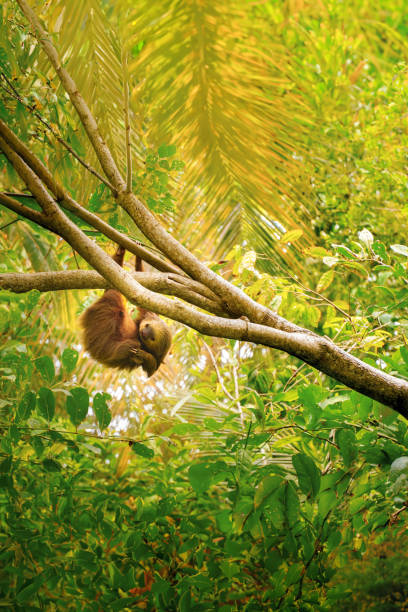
<box><xmin>80</xmin><ymin>246</ymin><xmax>172</xmax><ymax>376</ymax></box>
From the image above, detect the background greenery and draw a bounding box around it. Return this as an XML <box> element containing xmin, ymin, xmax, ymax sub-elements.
<box><xmin>1</xmin><ymin>0</ymin><xmax>408</xmax><ymax>609</ymax></box>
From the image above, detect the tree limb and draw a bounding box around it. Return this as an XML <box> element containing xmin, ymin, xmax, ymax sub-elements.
<box><xmin>0</xmin><ymin>270</ymin><xmax>227</xmax><ymax>316</ymax></box>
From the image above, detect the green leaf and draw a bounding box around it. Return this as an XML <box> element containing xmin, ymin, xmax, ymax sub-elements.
<box><xmin>400</xmin><ymin>345</ymin><xmax>408</xmax><ymax>366</ymax></box>
<box><xmin>372</xmin><ymin>240</ymin><xmax>388</xmax><ymax>260</ymax></box>
<box><xmin>167</xmin><ymin>423</ymin><xmax>200</xmax><ymax>435</ymax></box>
<box><xmin>62</xmin><ymin>348</ymin><xmax>78</xmax><ymax>372</ymax></box>
<box><xmin>285</xmin><ymin>481</ymin><xmax>300</xmax><ymax>528</ymax></box>
<box><xmin>216</xmin><ymin>510</ymin><xmax>233</xmax><ymax>534</ymax></box>
<box><xmin>16</xmin><ymin>581</ymin><xmax>40</xmax><ymax>603</ymax></box>
<box><xmin>281</xmin><ymin>229</ymin><xmax>303</xmax><ymax>243</ymax></box>
<box><xmin>35</xmin><ymin>356</ymin><xmax>55</xmax><ymax>383</ymax></box>
<box><xmin>66</xmin><ymin>387</ymin><xmax>89</xmax><ymax>427</ymax></box>
<box><xmin>93</xmin><ymin>392</ymin><xmax>111</xmax><ymax>431</ymax></box>
<box><xmin>16</xmin><ymin>391</ymin><xmax>36</xmax><ymax>422</ymax></box>
<box><xmin>254</xmin><ymin>475</ymin><xmax>282</xmax><ymax>508</ymax></box>
<box><xmin>42</xmin><ymin>458</ymin><xmax>61</xmax><ymax>472</ymax></box>
<box><xmin>337</xmin><ymin>429</ymin><xmax>357</xmax><ymax>467</ymax></box>
<box><xmin>37</xmin><ymin>387</ymin><xmax>55</xmax><ymax>421</ymax></box>
<box><xmin>316</xmin><ymin>269</ymin><xmax>334</xmax><ymax>292</ymax></box>
<box><xmin>151</xmin><ymin>575</ymin><xmax>171</xmax><ymax>594</ymax></box>
<box><xmin>292</xmin><ymin>454</ymin><xmax>321</xmax><ymax>498</ymax></box>
<box><xmin>109</xmin><ymin>598</ymin><xmax>139</xmax><ymax>611</ymax></box>
<box><xmin>286</xmin><ymin>563</ymin><xmax>302</xmax><ymax>586</ymax></box>
<box><xmin>158</xmin><ymin>144</ymin><xmax>176</xmax><ymax>157</ymax></box>
<box><xmin>131</xmin><ymin>441</ymin><xmax>154</xmax><ymax>459</ymax></box>
<box><xmin>220</xmin><ymin>560</ymin><xmax>240</xmax><ymax>578</ymax></box>
<box><xmin>26</xmin><ymin>289</ymin><xmax>40</xmax><ymax>309</ymax></box>
<box><xmin>318</xmin><ymin>490</ymin><xmax>338</xmax><ymax>517</ymax></box>
<box><xmin>188</xmin><ymin>463</ymin><xmax>213</xmax><ymax>494</ymax></box>
<box><xmin>0</xmin><ymin>456</ymin><xmax>12</xmax><ymax>473</ymax></box>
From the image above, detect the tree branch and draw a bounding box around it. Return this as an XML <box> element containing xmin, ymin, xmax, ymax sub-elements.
<box><xmin>0</xmin><ymin>270</ymin><xmax>227</xmax><ymax>316</ymax></box>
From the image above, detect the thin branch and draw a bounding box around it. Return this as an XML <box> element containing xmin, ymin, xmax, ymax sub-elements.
<box><xmin>16</xmin><ymin>0</ymin><xmax>124</xmax><ymax>188</ymax></box>
<box><xmin>0</xmin><ymin>217</ymin><xmax>20</xmax><ymax>231</ymax></box>
<box><xmin>0</xmin><ymin>191</ymin><xmax>51</xmax><ymax>229</ymax></box>
<box><xmin>202</xmin><ymin>340</ymin><xmax>235</xmax><ymax>401</ymax></box>
<box><xmin>122</xmin><ymin>53</ymin><xmax>132</xmax><ymax>192</ymax></box>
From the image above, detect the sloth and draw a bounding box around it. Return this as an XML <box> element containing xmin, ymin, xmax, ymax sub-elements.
<box><xmin>80</xmin><ymin>246</ymin><xmax>171</xmax><ymax>376</ymax></box>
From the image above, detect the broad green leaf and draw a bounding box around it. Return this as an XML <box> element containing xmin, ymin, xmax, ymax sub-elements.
<box><xmin>254</xmin><ymin>475</ymin><xmax>282</xmax><ymax>508</ymax></box>
<box><xmin>285</xmin><ymin>481</ymin><xmax>300</xmax><ymax>527</ymax></box>
<box><xmin>0</xmin><ymin>456</ymin><xmax>12</xmax><ymax>473</ymax></box>
<box><xmin>286</xmin><ymin>563</ymin><xmax>303</xmax><ymax>586</ymax></box>
<box><xmin>42</xmin><ymin>458</ymin><xmax>61</xmax><ymax>472</ymax></box>
<box><xmin>62</xmin><ymin>348</ymin><xmax>78</xmax><ymax>372</ymax></box>
<box><xmin>37</xmin><ymin>387</ymin><xmax>55</xmax><ymax>421</ymax></box>
<box><xmin>220</xmin><ymin>560</ymin><xmax>239</xmax><ymax>578</ymax></box>
<box><xmin>188</xmin><ymin>463</ymin><xmax>213</xmax><ymax>494</ymax></box>
<box><xmin>93</xmin><ymin>392</ymin><xmax>111</xmax><ymax>431</ymax></box>
<box><xmin>66</xmin><ymin>387</ymin><xmax>89</xmax><ymax>427</ymax></box>
<box><xmin>16</xmin><ymin>391</ymin><xmax>36</xmax><ymax>422</ymax></box>
<box><xmin>151</xmin><ymin>575</ymin><xmax>171</xmax><ymax>594</ymax></box>
<box><xmin>316</xmin><ymin>269</ymin><xmax>334</xmax><ymax>292</ymax></box>
<box><xmin>166</xmin><ymin>423</ymin><xmax>200</xmax><ymax>435</ymax></box>
<box><xmin>35</xmin><ymin>356</ymin><xmax>55</xmax><ymax>383</ymax></box>
<box><xmin>216</xmin><ymin>510</ymin><xmax>233</xmax><ymax>534</ymax></box>
<box><xmin>293</xmin><ymin>454</ymin><xmax>321</xmax><ymax>498</ymax></box>
<box><xmin>131</xmin><ymin>441</ymin><xmax>154</xmax><ymax>459</ymax></box>
<box><xmin>158</xmin><ymin>144</ymin><xmax>176</xmax><ymax>157</ymax></box>
<box><xmin>318</xmin><ymin>490</ymin><xmax>338</xmax><ymax>517</ymax></box>
<box><xmin>109</xmin><ymin>598</ymin><xmax>139</xmax><ymax>611</ymax></box>
<box><xmin>337</xmin><ymin>429</ymin><xmax>357</xmax><ymax>467</ymax></box>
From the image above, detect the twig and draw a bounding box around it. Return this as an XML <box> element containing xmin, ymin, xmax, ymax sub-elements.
<box><xmin>202</xmin><ymin>339</ymin><xmax>234</xmax><ymax>401</ymax></box>
<box><xmin>122</xmin><ymin>53</ymin><xmax>132</xmax><ymax>192</ymax></box>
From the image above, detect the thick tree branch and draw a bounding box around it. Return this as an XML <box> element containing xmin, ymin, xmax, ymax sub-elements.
<box><xmin>2</xmin><ymin>269</ymin><xmax>408</xmax><ymax>416</ymax></box>
<box><xmin>0</xmin><ymin>270</ymin><xmax>227</xmax><ymax>316</ymax></box>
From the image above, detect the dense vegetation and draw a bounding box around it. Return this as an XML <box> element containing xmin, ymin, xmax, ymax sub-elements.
<box><xmin>1</xmin><ymin>0</ymin><xmax>408</xmax><ymax>610</ymax></box>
